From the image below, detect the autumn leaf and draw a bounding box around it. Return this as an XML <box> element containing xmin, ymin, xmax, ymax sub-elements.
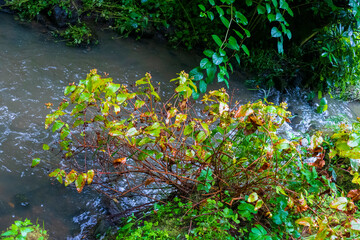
<box><xmin>113</xmin><ymin>157</ymin><xmax>127</xmax><ymax>166</ymax></box>
<box><xmin>347</xmin><ymin>189</ymin><xmax>360</xmax><ymax>201</ymax></box>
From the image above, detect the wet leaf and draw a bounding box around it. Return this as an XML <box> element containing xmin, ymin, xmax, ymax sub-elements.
<box><xmin>75</xmin><ymin>173</ymin><xmax>87</xmax><ymax>193</ymax></box>
<box><xmin>212</xmin><ymin>34</ymin><xmax>222</xmax><ymax>47</ymax></box>
<box><xmin>117</xmin><ymin>93</ymin><xmax>128</xmax><ymax>104</ymax></box>
<box><xmin>196</xmin><ymin>131</ymin><xmax>207</xmax><ymax>143</ymax></box>
<box><xmin>348</xmin><ymin>189</ymin><xmax>360</xmax><ymax>201</ymax></box>
<box><xmin>351</xmin><ymin>219</ymin><xmax>360</xmax><ymax>231</ymax></box>
<box><xmin>212</xmin><ymin>52</ymin><xmax>223</xmax><ymax>65</ymax></box>
<box><xmin>49</xmin><ymin>168</ymin><xmax>61</xmax><ymax>177</ymax></box>
<box><xmin>106</xmin><ymin>83</ymin><xmax>120</xmax><ymax>95</ymax></box>
<box><xmin>113</xmin><ymin>157</ymin><xmax>127</xmax><ymax>165</ymax></box>
<box><xmin>134</xmin><ymin>100</ymin><xmax>145</xmax><ymax>110</ymax></box>
<box><xmin>31</xmin><ymin>158</ymin><xmax>41</xmax><ymax>168</ymax></box>
<box><xmin>248</xmin><ymin>192</ymin><xmax>258</xmax><ymax>203</ymax></box>
<box><xmin>254</xmin><ymin>199</ymin><xmax>263</xmax><ymax>211</ymax></box>
<box><xmin>295</xmin><ymin>217</ymin><xmax>314</xmax><ymax>227</ymax></box>
<box><xmin>271</xmin><ymin>27</ymin><xmax>282</xmax><ymax>38</ymax></box>
<box><xmin>126</xmin><ymin>127</ymin><xmax>138</xmax><ymax>137</ymax></box>
<box><xmin>330</xmin><ymin>197</ymin><xmax>348</xmax><ymax>211</ymax></box>
<box><xmin>87</xmin><ymin>170</ymin><xmax>95</xmax><ymax>185</ymax></box>
<box><xmin>65</xmin><ymin>170</ymin><xmax>77</xmax><ymax>187</ymax></box>
<box><xmin>60</xmin><ymin>126</ymin><xmax>70</xmax><ymax>140</ymax></box>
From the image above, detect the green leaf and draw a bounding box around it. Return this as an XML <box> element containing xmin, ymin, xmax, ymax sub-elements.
<box><xmin>196</xmin><ymin>131</ymin><xmax>207</xmax><ymax>143</ymax></box>
<box><xmin>49</xmin><ymin>169</ymin><xmax>61</xmax><ymax>177</ymax></box>
<box><xmin>64</xmin><ymin>85</ymin><xmax>76</xmax><ymax>96</ymax></box>
<box><xmin>351</xmin><ymin>219</ymin><xmax>360</xmax><ymax>231</ymax></box>
<box><xmin>126</xmin><ymin>127</ymin><xmax>138</xmax><ymax>137</ymax></box>
<box><xmin>268</xmin><ymin>14</ymin><xmax>276</xmax><ymax>22</ymax></box>
<box><xmin>134</xmin><ymin>100</ymin><xmax>145</xmax><ymax>110</ymax></box>
<box><xmin>248</xmin><ymin>192</ymin><xmax>258</xmax><ymax>202</ymax></box>
<box><xmin>209</xmin><ymin>0</ymin><xmax>215</xmax><ymax>6</ymax></box>
<box><xmin>241</xmin><ymin>44</ymin><xmax>250</xmax><ymax>56</ymax></box>
<box><xmin>350</xmin><ymin>158</ymin><xmax>360</xmax><ymax>171</ymax></box>
<box><xmin>228</xmin><ymin>36</ymin><xmax>240</xmax><ymax>50</ymax></box>
<box><xmin>198</xmin><ymin>4</ymin><xmax>205</xmax><ymax>11</ymax></box>
<box><xmin>212</xmin><ymin>52</ymin><xmax>223</xmax><ymax>65</ymax></box>
<box><xmin>31</xmin><ymin>158</ymin><xmax>41</xmax><ymax>168</ymax></box>
<box><xmin>215</xmin><ymin>6</ymin><xmax>224</xmax><ymax>17</ymax></box>
<box><xmin>138</xmin><ymin>137</ymin><xmax>154</xmax><ymax>146</ymax></box>
<box><xmin>330</xmin><ymin>197</ymin><xmax>348</xmax><ymax>211</ymax></box>
<box><xmin>117</xmin><ymin>93</ymin><xmax>128</xmax><ymax>104</ymax></box>
<box><xmin>200</xmin><ymin>58</ymin><xmax>211</xmax><ymax>69</ymax></box>
<box><xmin>257</xmin><ymin>5</ymin><xmax>266</xmax><ymax>14</ymax></box>
<box><xmin>75</xmin><ymin>173</ymin><xmax>87</xmax><ymax>192</ymax></box>
<box><xmin>220</xmin><ymin>16</ymin><xmax>230</xmax><ymax>28</ymax></box>
<box><xmin>233</xmin><ymin>29</ymin><xmax>244</xmax><ymax>39</ymax></box>
<box><xmin>189</xmin><ymin>67</ymin><xmax>204</xmax><ymax>81</ymax></box>
<box><xmin>254</xmin><ymin>199</ymin><xmax>263</xmax><ymax>211</ymax></box>
<box><xmin>206</xmin><ymin>64</ymin><xmax>217</xmax><ymax>84</ymax></box>
<box><xmin>272</xmin><ymin>0</ymin><xmax>278</xmax><ymax>8</ymax></box>
<box><xmin>87</xmin><ymin>169</ymin><xmax>95</xmax><ymax>184</ymax></box>
<box><xmin>19</xmin><ymin>226</ymin><xmax>34</xmax><ymax>236</ymax></box>
<box><xmin>246</xmin><ymin>0</ymin><xmax>252</xmax><ymax>6</ymax></box>
<box><xmin>1</xmin><ymin>229</ymin><xmax>18</xmax><ymax>237</ymax></box>
<box><xmin>203</xmin><ymin>49</ymin><xmax>215</xmax><ymax>57</ymax></box>
<box><xmin>184</xmin><ymin>123</ymin><xmax>195</xmax><ymax>135</ymax></box>
<box><xmin>271</xmin><ymin>27</ymin><xmax>282</xmax><ymax>38</ymax></box>
<box><xmin>52</xmin><ymin>121</ymin><xmax>64</xmax><ymax>132</ymax></box>
<box><xmin>280</xmin><ymin>0</ymin><xmax>289</xmax><ymax>10</ymax></box>
<box><xmin>199</xmin><ymin>80</ymin><xmax>207</xmax><ymax>93</ymax></box>
<box><xmin>266</xmin><ymin>3</ymin><xmax>271</xmax><ymax>13</ymax></box>
<box><xmin>106</xmin><ymin>83</ymin><xmax>120</xmax><ymax>95</ymax></box>
<box><xmin>212</xmin><ymin>34</ymin><xmax>223</xmax><ymax>47</ymax></box>
<box><xmin>65</xmin><ymin>170</ymin><xmax>77</xmax><ymax>186</ymax></box>
<box><xmin>249</xmin><ymin>224</ymin><xmax>268</xmax><ymax>240</ymax></box>
<box><xmin>235</xmin><ymin>11</ymin><xmax>248</xmax><ymax>25</ymax></box>
<box><xmin>42</xmin><ymin>144</ymin><xmax>50</xmax><ymax>151</ymax></box>
<box><xmin>60</xmin><ymin>126</ymin><xmax>70</xmax><ymax>140</ymax></box>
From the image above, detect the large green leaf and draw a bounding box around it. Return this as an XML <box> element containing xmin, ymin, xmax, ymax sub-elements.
<box><xmin>212</xmin><ymin>34</ymin><xmax>223</xmax><ymax>47</ymax></box>
<box><xmin>189</xmin><ymin>67</ymin><xmax>203</xmax><ymax>81</ymax></box>
<box><xmin>199</xmin><ymin>80</ymin><xmax>207</xmax><ymax>93</ymax></box>
<box><xmin>271</xmin><ymin>27</ymin><xmax>282</xmax><ymax>38</ymax></box>
<box><xmin>212</xmin><ymin>52</ymin><xmax>223</xmax><ymax>65</ymax></box>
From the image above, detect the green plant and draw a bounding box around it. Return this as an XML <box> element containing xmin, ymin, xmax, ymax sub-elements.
<box><xmin>4</xmin><ymin>0</ymin><xmax>69</xmax><ymax>20</ymax></box>
<box><xmin>0</xmin><ymin>219</ymin><xmax>48</xmax><ymax>240</ymax></box>
<box><xmin>58</xmin><ymin>23</ymin><xmax>97</xmax><ymax>46</ymax></box>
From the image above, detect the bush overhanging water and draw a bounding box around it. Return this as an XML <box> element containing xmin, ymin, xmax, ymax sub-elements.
<box><xmin>30</xmin><ymin>70</ymin><xmax>360</xmax><ymax>239</ymax></box>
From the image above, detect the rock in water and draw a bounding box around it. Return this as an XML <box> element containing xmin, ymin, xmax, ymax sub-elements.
<box><xmin>13</xmin><ymin>193</ymin><xmax>30</xmax><ymax>208</ymax></box>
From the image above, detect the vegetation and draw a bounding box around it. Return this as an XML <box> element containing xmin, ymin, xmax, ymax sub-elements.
<box><xmin>3</xmin><ymin>0</ymin><xmax>360</xmax><ymax>238</ymax></box>
<box><xmin>55</xmin><ymin>23</ymin><xmax>98</xmax><ymax>47</ymax></box>
<box><xmin>3</xmin><ymin>0</ymin><xmax>360</xmax><ymax>98</ymax></box>
<box><xmin>32</xmin><ymin>70</ymin><xmax>360</xmax><ymax>239</ymax></box>
<box><xmin>0</xmin><ymin>219</ymin><xmax>48</xmax><ymax>240</ymax></box>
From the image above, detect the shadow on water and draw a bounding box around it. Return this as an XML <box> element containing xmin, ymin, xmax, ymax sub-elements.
<box><xmin>1</xmin><ymin>11</ymin><xmax>360</xmax><ymax>239</ymax></box>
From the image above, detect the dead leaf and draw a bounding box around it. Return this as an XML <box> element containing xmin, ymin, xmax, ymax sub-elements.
<box><xmin>113</xmin><ymin>157</ymin><xmax>126</xmax><ymax>165</ymax></box>
<box><xmin>258</xmin><ymin>162</ymin><xmax>270</xmax><ymax>172</ymax></box>
<box><xmin>144</xmin><ymin>178</ymin><xmax>155</xmax><ymax>186</ymax></box>
<box><xmin>347</xmin><ymin>189</ymin><xmax>360</xmax><ymax>202</ymax></box>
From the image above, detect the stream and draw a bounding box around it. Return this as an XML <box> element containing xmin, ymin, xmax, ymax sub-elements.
<box><xmin>0</xmin><ymin>11</ymin><xmax>360</xmax><ymax>239</ymax></box>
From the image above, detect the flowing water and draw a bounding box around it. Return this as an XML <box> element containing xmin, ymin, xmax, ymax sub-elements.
<box><xmin>0</xmin><ymin>11</ymin><xmax>360</xmax><ymax>239</ymax></box>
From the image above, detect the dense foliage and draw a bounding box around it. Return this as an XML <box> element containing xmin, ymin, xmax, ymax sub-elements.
<box><xmin>32</xmin><ymin>70</ymin><xmax>360</xmax><ymax>239</ymax></box>
<box><xmin>0</xmin><ymin>219</ymin><xmax>48</xmax><ymax>240</ymax></box>
<box><xmin>4</xmin><ymin>0</ymin><xmax>360</xmax><ymax>95</ymax></box>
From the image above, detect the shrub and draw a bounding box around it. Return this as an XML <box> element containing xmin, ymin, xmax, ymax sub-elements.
<box><xmin>34</xmin><ymin>70</ymin><xmax>360</xmax><ymax>239</ymax></box>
